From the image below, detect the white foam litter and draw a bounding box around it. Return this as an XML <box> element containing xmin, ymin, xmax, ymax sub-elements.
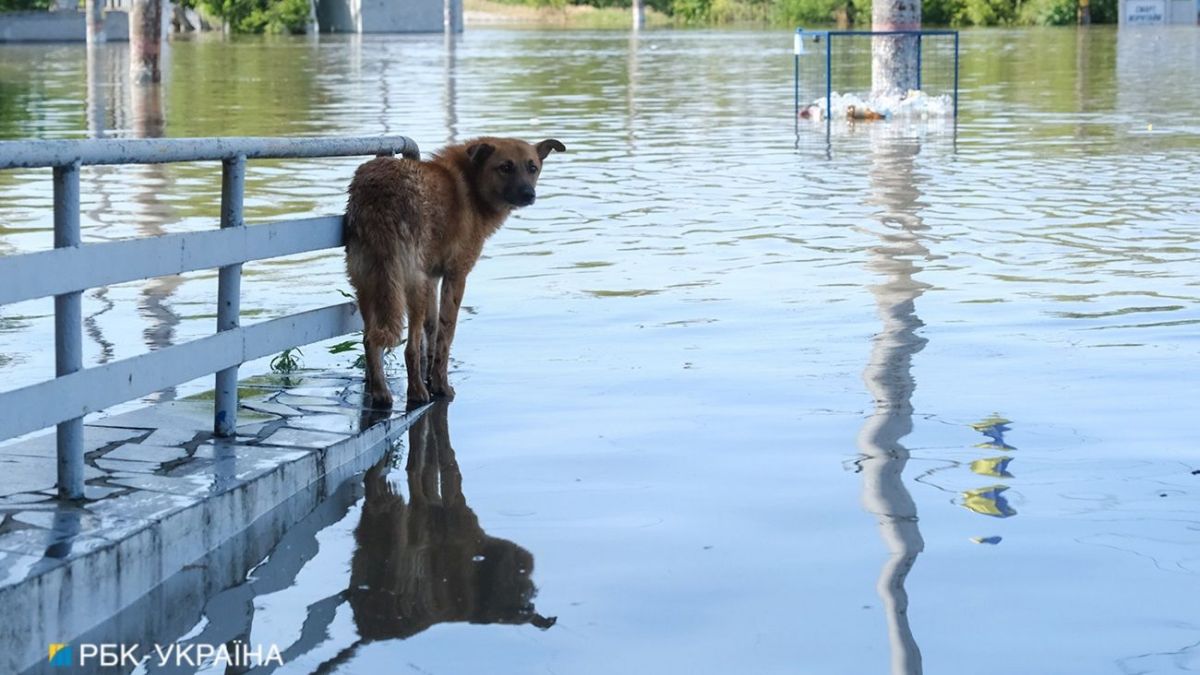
<box><xmin>798</xmin><ymin>90</ymin><xmax>953</xmax><ymax>122</ymax></box>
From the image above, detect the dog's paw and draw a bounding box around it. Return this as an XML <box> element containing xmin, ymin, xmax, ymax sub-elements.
<box><xmin>406</xmin><ymin>383</ymin><xmax>432</xmax><ymax>410</ymax></box>
<box><xmin>367</xmin><ymin>387</ymin><xmax>394</xmax><ymax>410</ymax></box>
<box><xmin>429</xmin><ymin>379</ymin><xmax>456</xmax><ymax>400</ymax></box>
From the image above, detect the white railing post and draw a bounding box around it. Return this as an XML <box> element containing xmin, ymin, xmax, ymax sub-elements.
<box><xmin>54</xmin><ymin>161</ymin><xmax>85</xmax><ymax>500</ymax></box>
<box><xmin>214</xmin><ymin>155</ymin><xmax>246</xmax><ymax>437</ymax></box>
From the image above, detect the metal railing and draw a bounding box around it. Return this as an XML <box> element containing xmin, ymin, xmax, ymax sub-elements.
<box><xmin>0</xmin><ymin>135</ymin><xmax>420</xmax><ymax>500</ymax></box>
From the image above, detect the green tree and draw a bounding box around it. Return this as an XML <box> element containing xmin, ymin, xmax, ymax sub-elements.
<box><xmin>0</xmin><ymin>0</ymin><xmax>53</xmax><ymax>9</ymax></box>
<box><xmin>182</xmin><ymin>0</ymin><xmax>312</xmax><ymax>33</ymax></box>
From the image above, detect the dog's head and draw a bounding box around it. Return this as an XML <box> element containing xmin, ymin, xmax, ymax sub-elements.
<box><xmin>465</xmin><ymin>138</ymin><xmax>566</xmax><ymax>209</ymax></box>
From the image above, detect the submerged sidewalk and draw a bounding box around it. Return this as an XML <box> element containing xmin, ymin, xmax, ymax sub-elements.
<box><xmin>0</xmin><ymin>370</ymin><xmax>418</xmax><ymax>674</ymax></box>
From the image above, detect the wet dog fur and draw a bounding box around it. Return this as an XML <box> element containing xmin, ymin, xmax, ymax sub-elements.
<box><xmin>345</xmin><ymin>137</ymin><xmax>566</xmax><ymax>409</ymax></box>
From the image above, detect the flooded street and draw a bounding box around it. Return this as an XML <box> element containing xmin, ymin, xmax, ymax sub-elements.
<box><xmin>2</xmin><ymin>26</ymin><xmax>1200</xmax><ymax>674</ymax></box>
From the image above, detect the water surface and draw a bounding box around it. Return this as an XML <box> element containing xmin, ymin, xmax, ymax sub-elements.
<box><xmin>2</xmin><ymin>26</ymin><xmax>1199</xmax><ymax>674</ymax></box>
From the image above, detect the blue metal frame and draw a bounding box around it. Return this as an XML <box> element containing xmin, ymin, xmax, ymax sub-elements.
<box><xmin>794</xmin><ymin>27</ymin><xmax>960</xmax><ymax>128</ymax></box>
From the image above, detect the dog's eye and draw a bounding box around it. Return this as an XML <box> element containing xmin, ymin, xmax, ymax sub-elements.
<box><xmin>498</xmin><ymin>161</ymin><xmax>515</xmax><ymax>174</ymax></box>
<box><xmin>527</xmin><ymin>163</ymin><xmax>539</xmax><ymax>174</ymax></box>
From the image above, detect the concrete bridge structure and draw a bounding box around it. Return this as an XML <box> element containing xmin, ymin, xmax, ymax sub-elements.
<box><xmin>0</xmin><ymin>0</ymin><xmax>462</xmax><ymax>42</ymax></box>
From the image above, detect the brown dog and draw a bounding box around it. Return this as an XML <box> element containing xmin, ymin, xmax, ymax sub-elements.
<box><xmin>345</xmin><ymin>137</ymin><xmax>566</xmax><ymax>409</ymax></box>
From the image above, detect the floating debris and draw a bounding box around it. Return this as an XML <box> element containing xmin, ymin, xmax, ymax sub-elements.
<box><xmin>971</xmin><ymin>536</ymin><xmax>1003</xmax><ymax>545</ymax></box>
<box><xmin>798</xmin><ymin>90</ymin><xmax>954</xmax><ymax>122</ymax></box>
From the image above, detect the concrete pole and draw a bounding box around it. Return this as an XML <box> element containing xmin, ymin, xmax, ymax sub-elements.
<box><xmin>871</xmin><ymin>0</ymin><xmax>921</xmax><ymax>98</ymax></box>
<box><xmin>632</xmin><ymin>0</ymin><xmax>645</xmax><ymax>30</ymax></box>
<box><xmin>444</xmin><ymin>0</ymin><xmax>462</xmax><ymax>33</ymax></box>
<box><xmin>308</xmin><ymin>0</ymin><xmax>319</xmax><ymax>35</ymax></box>
<box><xmin>86</xmin><ymin>0</ymin><xmax>106</xmax><ymax>44</ymax></box>
<box><xmin>129</xmin><ymin>0</ymin><xmax>163</xmax><ymax>85</ymax></box>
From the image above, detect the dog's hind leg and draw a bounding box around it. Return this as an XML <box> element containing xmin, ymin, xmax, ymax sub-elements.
<box><xmin>404</xmin><ymin>277</ymin><xmax>432</xmax><ymax>410</ymax></box>
<box><xmin>420</xmin><ymin>278</ymin><xmax>439</xmax><ymax>385</ymax></box>
<box><xmin>429</xmin><ymin>272</ymin><xmax>465</xmax><ymax>400</ymax></box>
<box><xmin>360</xmin><ymin>298</ymin><xmax>394</xmax><ymax>409</ymax></box>
<box><xmin>354</xmin><ymin>269</ymin><xmax>403</xmax><ymax>410</ymax></box>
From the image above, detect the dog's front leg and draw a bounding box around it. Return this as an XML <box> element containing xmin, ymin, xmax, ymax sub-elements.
<box><xmin>429</xmin><ymin>273</ymin><xmax>465</xmax><ymax>400</ymax></box>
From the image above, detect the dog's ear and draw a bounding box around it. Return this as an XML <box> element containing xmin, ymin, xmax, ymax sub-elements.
<box><xmin>535</xmin><ymin>139</ymin><xmax>566</xmax><ymax>160</ymax></box>
<box><xmin>466</xmin><ymin>142</ymin><xmax>495</xmax><ymax>166</ymax></box>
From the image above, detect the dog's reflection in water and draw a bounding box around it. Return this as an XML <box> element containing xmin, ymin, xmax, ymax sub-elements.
<box><xmin>350</xmin><ymin>401</ymin><xmax>556</xmax><ymax>640</ymax></box>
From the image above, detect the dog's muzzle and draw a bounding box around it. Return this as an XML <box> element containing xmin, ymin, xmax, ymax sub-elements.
<box><xmin>510</xmin><ymin>186</ymin><xmax>536</xmax><ymax>207</ymax></box>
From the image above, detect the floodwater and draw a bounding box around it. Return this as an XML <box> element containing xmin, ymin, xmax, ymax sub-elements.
<box><xmin>2</xmin><ymin>26</ymin><xmax>1200</xmax><ymax>674</ymax></box>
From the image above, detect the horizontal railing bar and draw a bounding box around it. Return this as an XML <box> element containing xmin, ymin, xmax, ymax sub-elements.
<box><xmin>0</xmin><ymin>135</ymin><xmax>419</xmax><ymax>169</ymax></box>
<box><xmin>0</xmin><ymin>302</ymin><xmax>363</xmax><ymax>443</ymax></box>
<box><xmin>0</xmin><ymin>215</ymin><xmax>344</xmax><ymax>307</ymax></box>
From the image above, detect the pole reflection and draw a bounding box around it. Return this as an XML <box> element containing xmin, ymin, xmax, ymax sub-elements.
<box><xmin>857</xmin><ymin>126</ymin><xmax>930</xmax><ymax>675</ymax></box>
<box><xmin>131</xmin><ymin>81</ymin><xmax>182</xmax><ymax>402</ymax></box>
<box><xmin>444</xmin><ymin>30</ymin><xmax>458</xmax><ymax>144</ymax></box>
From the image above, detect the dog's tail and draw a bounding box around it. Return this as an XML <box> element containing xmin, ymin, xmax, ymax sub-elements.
<box><xmin>363</xmin><ymin>281</ymin><xmax>404</xmax><ymax>350</ymax></box>
<box><xmin>346</xmin><ymin>211</ymin><xmax>406</xmax><ymax>351</ymax></box>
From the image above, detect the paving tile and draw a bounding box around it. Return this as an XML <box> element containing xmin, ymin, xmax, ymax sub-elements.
<box><xmin>191</xmin><ymin>441</ymin><xmax>311</xmax><ymax>464</ymax></box>
<box><xmin>276</xmin><ymin>394</ymin><xmax>340</xmax><ymax>408</ymax></box>
<box><xmin>0</xmin><ymin>455</ymin><xmax>106</xmax><ymax>498</ymax></box>
<box><xmin>258</xmin><ymin>427</ymin><xmax>350</xmax><ymax>449</ymax></box>
<box><xmin>105</xmin><ymin>474</ymin><xmax>215</xmax><ymax>498</ymax></box>
<box><xmin>101</xmin><ymin>444</ymin><xmax>189</xmax><ymax>464</ymax></box>
<box><xmin>140</xmin><ymin>428</ymin><xmax>205</xmax><ymax>448</ymax></box>
<box><xmin>291</xmin><ymin>404</ymin><xmax>351</xmax><ymax>415</ymax></box>
<box><xmin>85</xmin><ymin>489</ymin><xmax>199</xmax><ymax>524</ymax></box>
<box><xmin>280</xmin><ymin>385</ymin><xmax>348</xmax><ymax>398</ymax></box>
<box><xmin>0</xmin><ymin>525</ymin><xmax>121</xmax><ymax>562</ymax></box>
<box><xmin>95</xmin><ymin>458</ymin><xmax>163</xmax><ymax>475</ymax></box>
<box><xmin>79</xmin><ymin>485</ymin><xmax>129</xmax><ymax>500</ymax></box>
<box><xmin>90</xmin><ymin>400</ymin><xmax>215</xmax><ymax>430</ymax></box>
<box><xmin>0</xmin><ymin>427</ymin><xmax>146</xmax><ymax>460</ymax></box>
<box><xmin>0</xmin><ymin>493</ymin><xmax>55</xmax><ymax>507</ymax></box>
<box><xmin>6</xmin><ymin>501</ymin><xmax>145</xmax><ymax>538</ymax></box>
<box><xmin>286</xmin><ymin>414</ymin><xmax>361</xmax><ymax>435</ymax></box>
<box><xmin>242</xmin><ymin>401</ymin><xmax>303</xmax><ymax>417</ymax></box>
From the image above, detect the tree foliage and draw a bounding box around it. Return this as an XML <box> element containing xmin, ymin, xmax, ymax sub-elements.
<box><xmin>0</xmin><ymin>0</ymin><xmax>53</xmax><ymax>10</ymax></box>
<box><xmin>530</xmin><ymin>0</ymin><xmax>1117</xmax><ymax>24</ymax></box>
<box><xmin>180</xmin><ymin>0</ymin><xmax>312</xmax><ymax>33</ymax></box>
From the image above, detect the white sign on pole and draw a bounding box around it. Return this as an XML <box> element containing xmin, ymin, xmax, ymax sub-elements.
<box><xmin>1126</xmin><ymin>0</ymin><xmax>1167</xmax><ymax>23</ymax></box>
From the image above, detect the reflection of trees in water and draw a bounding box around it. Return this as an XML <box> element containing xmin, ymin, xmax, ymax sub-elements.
<box><xmin>858</xmin><ymin>128</ymin><xmax>929</xmax><ymax>675</ymax></box>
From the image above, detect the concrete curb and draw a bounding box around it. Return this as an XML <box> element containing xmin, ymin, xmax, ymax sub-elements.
<box><xmin>0</xmin><ymin>374</ymin><xmax>419</xmax><ymax>674</ymax></box>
